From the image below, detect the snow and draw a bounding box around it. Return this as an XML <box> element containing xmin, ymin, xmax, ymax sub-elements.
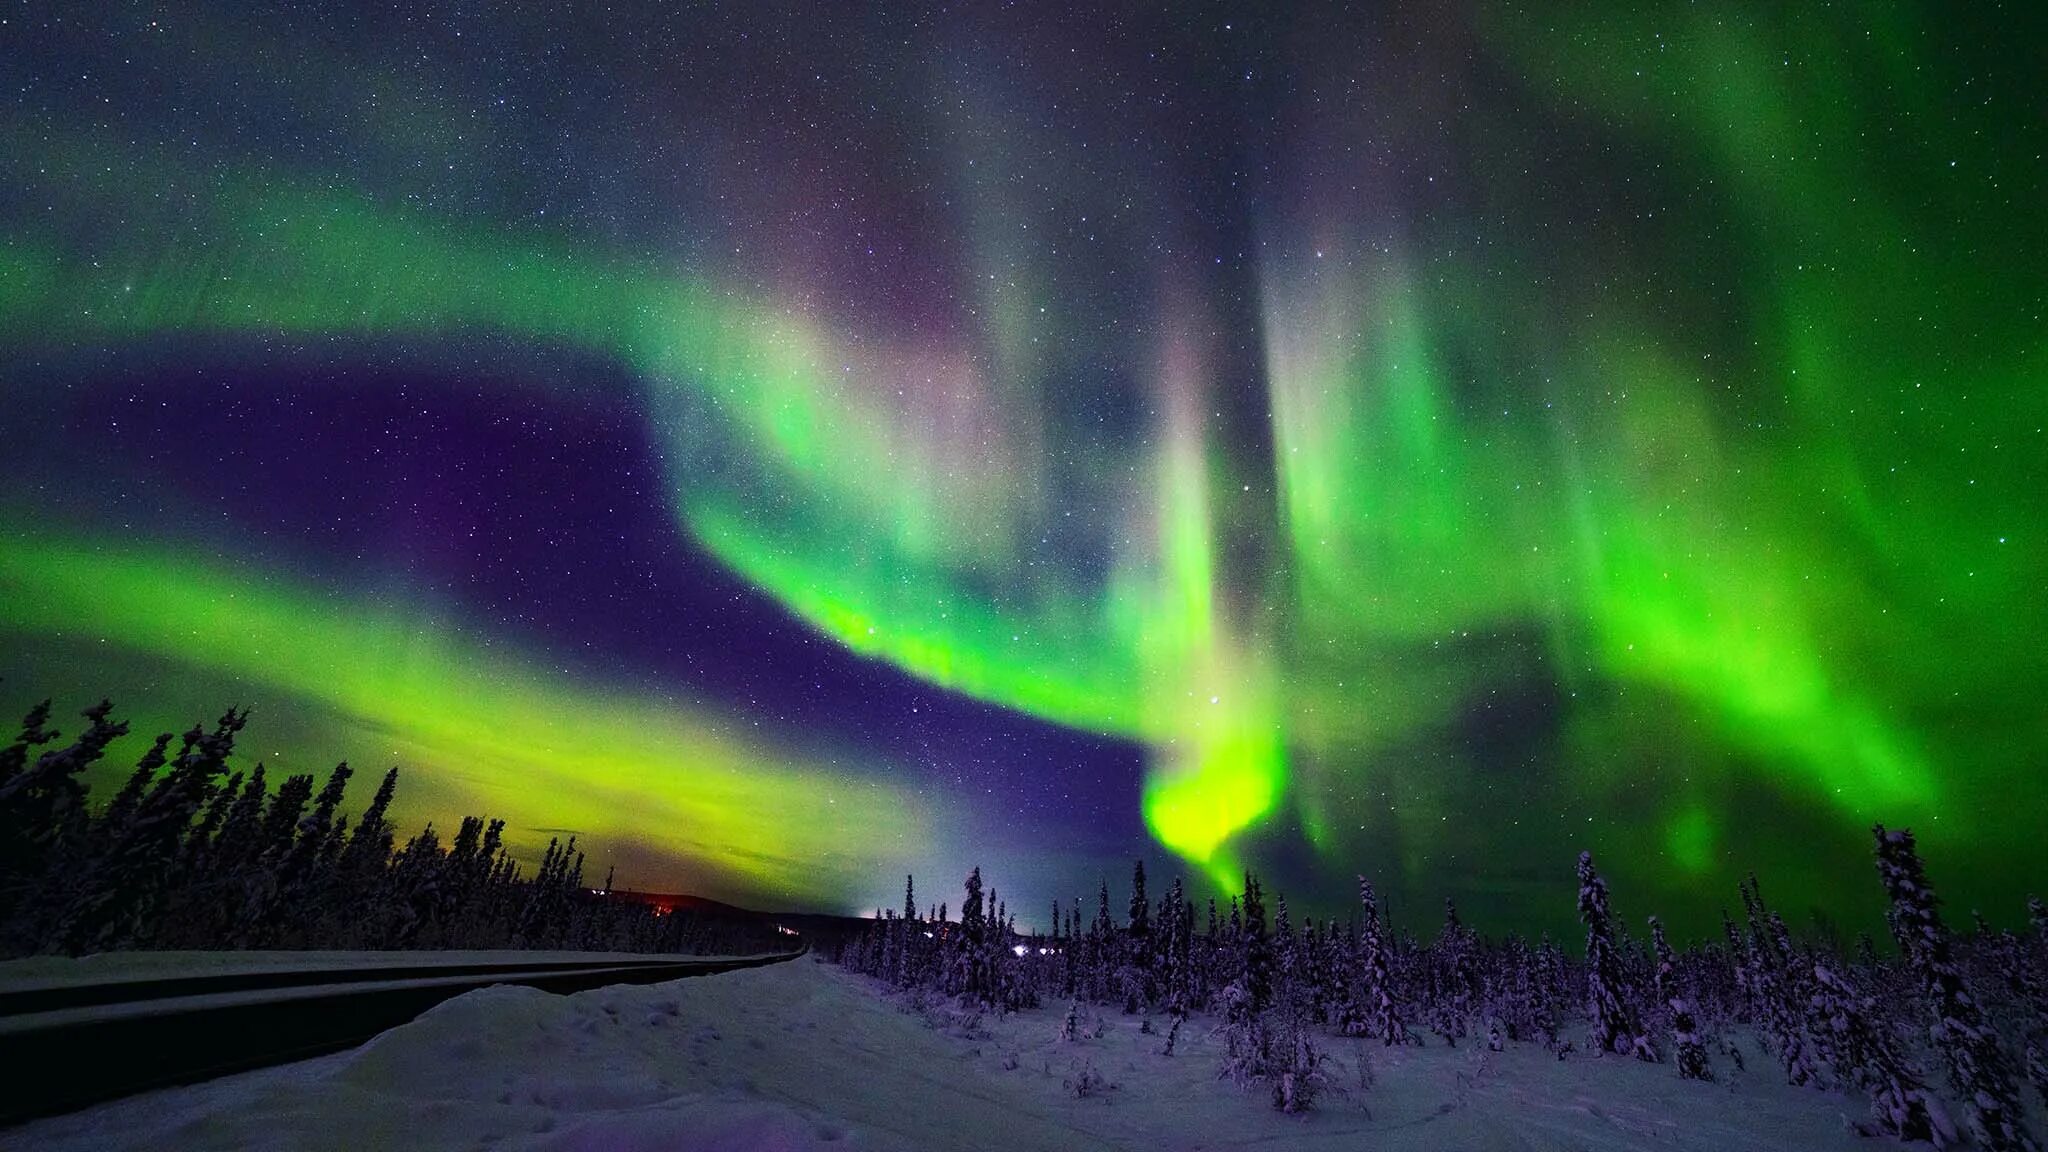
<box><xmin>5</xmin><ymin>955</ymin><xmax>1934</xmax><ymax>1151</ymax></box>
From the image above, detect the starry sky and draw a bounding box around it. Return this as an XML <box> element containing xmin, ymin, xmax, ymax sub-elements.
<box><xmin>1</xmin><ymin>2</ymin><xmax>2042</xmax><ymax>938</ymax></box>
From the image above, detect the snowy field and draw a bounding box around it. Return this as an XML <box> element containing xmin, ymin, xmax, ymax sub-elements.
<box><xmin>5</xmin><ymin>953</ymin><xmax>1970</xmax><ymax>1151</ymax></box>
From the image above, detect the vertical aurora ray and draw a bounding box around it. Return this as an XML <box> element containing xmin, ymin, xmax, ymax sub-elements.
<box><xmin>1125</xmin><ymin>311</ymin><xmax>1286</xmax><ymax>892</ymax></box>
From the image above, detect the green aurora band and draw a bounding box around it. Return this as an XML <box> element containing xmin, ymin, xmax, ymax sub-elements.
<box><xmin>1</xmin><ymin>2</ymin><xmax>2041</xmax><ymax>924</ymax></box>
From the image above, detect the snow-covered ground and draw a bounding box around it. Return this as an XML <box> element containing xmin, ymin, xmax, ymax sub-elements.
<box><xmin>4</xmin><ymin>954</ymin><xmax>1957</xmax><ymax>1150</ymax></box>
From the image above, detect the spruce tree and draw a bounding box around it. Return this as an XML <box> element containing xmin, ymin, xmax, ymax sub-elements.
<box><xmin>1722</xmin><ymin>909</ymin><xmax>1752</xmax><ymax>1019</ymax></box>
<box><xmin>1128</xmin><ymin>860</ymin><xmax>1149</xmax><ymax>939</ymax></box>
<box><xmin>1875</xmin><ymin>825</ymin><xmax>2035</xmax><ymax>1152</ymax></box>
<box><xmin>0</xmin><ymin>699</ymin><xmax>130</xmax><ymax>933</ymax></box>
<box><xmin>1534</xmin><ymin>933</ymin><xmax>1572</xmax><ymax>1054</ymax></box>
<box><xmin>1430</xmin><ymin>898</ymin><xmax>1472</xmax><ymax>1046</ymax></box>
<box><xmin>182</xmin><ymin>767</ymin><xmax>241</xmax><ymax>875</ymax></box>
<box><xmin>955</xmin><ymin>866</ymin><xmax>989</xmax><ymax>1004</ymax></box>
<box><xmin>99</xmin><ymin>732</ymin><xmax>173</xmax><ymax>834</ymax></box>
<box><xmin>1578</xmin><ymin>851</ymin><xmax>1653</xmax><ymax>1060</ymax></box>
<box><xmin>1742</xmin><ymin>873</ymin><xmax>1822</xmax><ymax>1086</ymax></box>
<box><xmin>1354</xmin><ymin>877</ymin><xmax>1407</xmax><ymax>1044</ymax></box>
<box><xmin>1167</xmin><ymin>876</ymin><xmax>1194</xmax><ymax>1015</ymax></box>
<box><xmin>264</xmin><ymin>761</ymin><xmax>352</xmax><ymax>943</ymax></box>
<box><xmin>1651</xmin><ymin>916</ymin><xmax>1711</xmax><ymax>1081</ymax></box>
<box><xmin>1810</xmin><ymin>959</ymin><xmax>1953</xmax><ymax>1143</ymax></box>
<box><xmin>1089</xmin><ymin>877</ymin><xmax>1115</xmax><ymax>1002</ymax></box>
<box><xmin>0</xmin><ymin>699</ymin><xmax>58</xmax><ymax>791</ymax></box>
<box><xmin>1220</xmin><ymin>872</ymin><xmax>1275</xmax><ymax>1087</ymax></box>
<box><xmin>52</xmin><ymin>707</ymin><xmax>241</xmax><ymax>953</ymax></box>
<box><xmin>1120</xmin><ymin>861</ymin><xmax>1152</xmax><ymax>1012</ymax></box>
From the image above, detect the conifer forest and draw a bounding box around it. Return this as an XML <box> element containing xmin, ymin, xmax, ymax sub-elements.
<box><xmin>839</xmin><ymin>845</ymin><xmax>2048</xmax><ymax>1143</ymax></box>
<box><xmin>0</xmin><ymin>696</ymin><xmax>772</xmax><ymax>958</ymax></box>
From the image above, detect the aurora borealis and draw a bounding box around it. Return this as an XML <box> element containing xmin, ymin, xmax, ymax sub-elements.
<box><xmin>1</xmin><ymin>3</ymin><xmax>2041</xmax><ymax>936</ymax></box>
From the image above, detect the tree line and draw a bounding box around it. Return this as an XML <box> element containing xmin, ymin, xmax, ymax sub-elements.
<box><xmin>0</xmin><ymin>695</ymin><xmax>777</xmax><ymax>958</ymax></box>
<box><xmin>842</xmin><ymin>839</ymin><xmax>2048</xmax><ymax>1146</ymax></box>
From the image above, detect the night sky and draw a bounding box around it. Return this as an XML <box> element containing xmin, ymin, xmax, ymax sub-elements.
<box><xmin>2</xmin><ymin>2</ymin><xmax>2042</xmax><ymax>939</ymax></box>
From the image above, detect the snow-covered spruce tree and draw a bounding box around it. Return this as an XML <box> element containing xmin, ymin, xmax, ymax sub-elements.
<box><xmin>1428</xmin><ymin>898</ymin><xmax>1472</xmax><ymax>1047</ymax></box>
<box><xmin>51</xmin><ymin>708</ymin><xmax>243</xmax><ymax>954</ymax></box>
<box><xmin>953</xmin><ymin>866</ymin><xmax>990</xmax><ymax>1004</ymax></box>
<box><xmin>1741</xmin><ymin>873</ymin><xmax>1823</xmax><ymax>1087</ymax></box>
<box><xmin>1088</xmin><ymin>877</ymin><xmax>1117</xmax><ymax>1003</ymax></box>
<box><xmin>1353</xmin><ymin>876</ymin><xmax>1409</xmax><ymax>1044</ymax></box>
<box><xmin>1875</xmin><ymin>824</ymin><xmax>2036</xmax><ymax>1152</ymax></box>
<box><xmin>1010</xmin><ymin>910</ymin><xmax>1039</xmax><ymax>1010</ymax></box>
<box><xmin>1198</xmin><ymin>896</ymin><xmax>1220</xmax><ymax>1007</ymax></box>
<box><xmin>457</xmin><ymin>817</ymin><xmax>514</xmax><ymax>948</ymax></box>
<box><xmin>1120</xmin><ymin>860</ymin><xmax>1151</xmax><ymax>1012</ymax></box>
<box><xmin>320</xmin><ymin>765</ymin><xmax>398</xmax><ymax>946</ymax></box>
<box><xmin>218</xmin><ymin>769</ymin><xmax>310</xmax><ymax>947</ymax></box>
<box><xmin>982</xmin><ymin>904</ymin><xmax>1008</xmax><ymax>1001</ymax></box>
<box><xmin>2029</xmin><ymin>1040</ymin><xmax>2048</xmax><ymax>1128</ymax></box>
<box><xmin>96</xmin><ymin>731</ymin><xmax>172</xmax><ymax>837</ymax></box>
<box><xmin>1302</xmin><ymin>919</ymin><xmax>1334</xmax><ymax>1028</ymax></box>
<box><xmin>1767</xmin><ymin>905</ymin><xmax>1846</xmax><ymax>1084</ymax></box>
<box><xmin>1219</xmin><ymin>873</ymin><xmax>1275</xmax><ymax>1088</ymax></box>
<box><xmin>1578</xmin><ymin>851</ymin><xmax>1656</xmax><ymax>1061</ymax></box>
<box><xmin>1272</xmin><ymin>893</ymin><xmax>1294</xmax><ymax>1006</ymax></box>
<box><xmin>0</xmin><ymin>699</ymin><xmax>132</xmax><ymax>946</ymax></box>
<box><xmin>1532</xmin><ymin>933</ymin><xmax>1572</xmax><ymax>1054</ymax></box>
<box><xmin>1721</xmin><ymin>909</ymin><xmax>1754</xmax><ymax>1021</ymax></box>
<box><xmin>1487</xmin><ymin>933</ymin><xmax>1532</xmax><ymax>1045</ymax></box>
<box><xmin>2026</xmin><ymin>898</ymin><xmax>2048</xmax><ymax>1125</ymax></box>
<box><xmin>1159</xmin><ymin>875</ymin><xmax>1193</xmax><ymax>1017</ymax></box>
<box><xmin>1310</xmin><ymin>914</ymin><xmax>1343</xmax><ymax>1020</ymax></box>
<box><xmin>1972</xmin><ymin>911</ymin><xmax>2048</xmax><ymax>1115</ymax></box>
<box><xmin>1062</xmin><ymin>895</ymin><xmax>1081</xmax><ymax>997</ymax></box>
<box><xmin>1128</xmin><ymin>860</ymin><xmax>1150</xmax><ymax>940</ymax></box>
<box><xmin>1271</xmin><ymin>1009</ymin><xmax>1336</xmax><ymax>1113</ymax></box>
<box><xmin>511</xmin><ymin>833</ymin><xmax>578</xmax><ymax>948</ymax></box>
<box><xmin>255</xmin><ymin>760</ymin><xmax>352</xmax><ymax>946</ymax></box>
<box><xmin>1650</xmin><ymin>916</ymin><xmax>1712</xmax><ymax>1081</ymax></box>
<box><xmin>1809</xmin><ymin>959</ymin><xmax>1954</xmax><ymax>1144</ymax></box>
<box><xmin>876</xmin><ymin>910</ymin><xmax>899</xmax><ymax>987</ymax></box>
<box><xmin>984</xmin><ymin>887</ymin><xmax>1009</xmax><ymax>1012</ymax></box>
<box><xmin>390</xmin><ymin>823</ymin><xmax>449</xmax><ymax>947</ymax></box>
<box><xmin>893</xmin><ymin>875</ymin><xmax>921</xmax><ymax>988</ymax></box>
<box><xmin>1262</xmin><ymin>891</ymin><xmax>1335</xmax><ymax>1111</ymax></box>
<box><xmin>1314</xmin><ymin>919</ymin><xmax>1347</xmax><ymax>1028</ymax></box>
<box><xmin>28</xmin><ymin>727</ymin><xmax>171</xmax><ymax>950</ymax></box>
<box><xmin>178</xmin><ymin>766</ymin><xmax>239</xmax><ymax>879</ymax></box>
<box><xmin>0</xmin><ymin>699</ymin><xmax>59</xmax><ymax>791</ymax></box>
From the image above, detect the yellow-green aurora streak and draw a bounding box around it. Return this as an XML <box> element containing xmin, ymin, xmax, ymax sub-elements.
<box><xmin>0</xmin><ymin>525</ymin><xmax>922</xmax><ymax>902</ymax></box>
